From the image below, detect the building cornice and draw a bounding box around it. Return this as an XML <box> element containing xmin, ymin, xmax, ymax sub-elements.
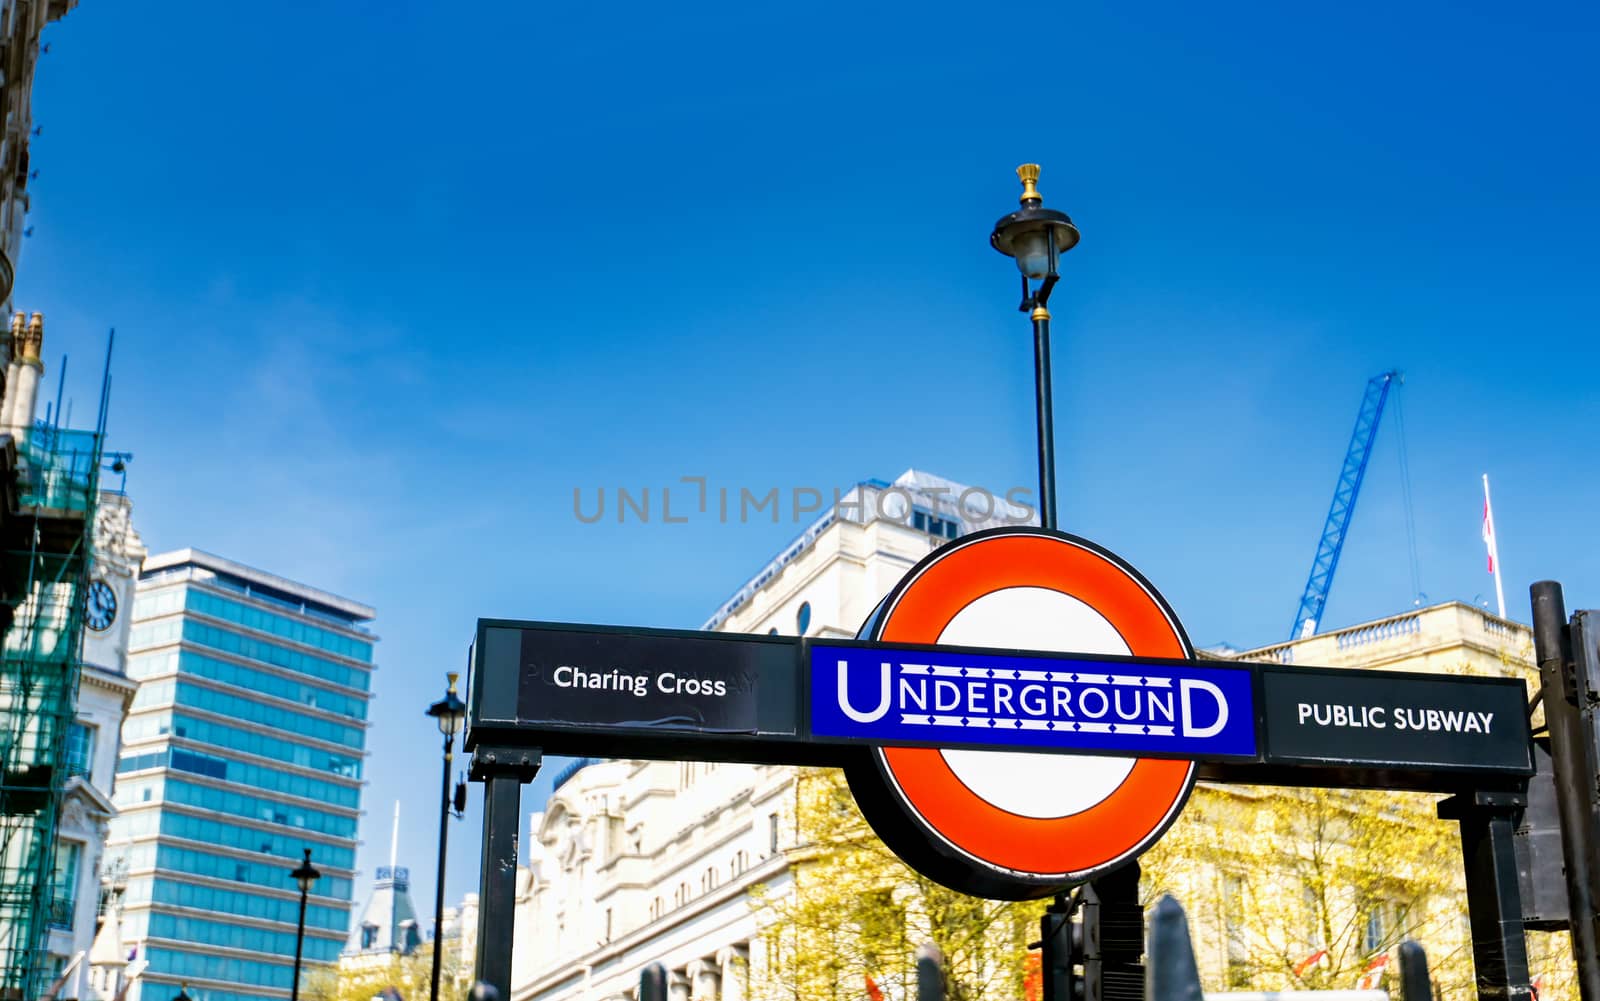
<box><xmin>80</xmin><ymin>662</ymin><xmax>137</xmax><ymax>698</ymax></box>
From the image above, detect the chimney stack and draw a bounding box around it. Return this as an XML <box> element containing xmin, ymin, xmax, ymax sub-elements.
<box><xmin>1</xmin><ymin>312</ymin><xmax>23</xmax><ymax>434</ymax></box>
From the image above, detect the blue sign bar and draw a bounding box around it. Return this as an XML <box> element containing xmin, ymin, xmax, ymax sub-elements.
<box><xmin>810</xmin><ymin>642</ymin><xmax>1258</xmax><ymax>758</ymax></box>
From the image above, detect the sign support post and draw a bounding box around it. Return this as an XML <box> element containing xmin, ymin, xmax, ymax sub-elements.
<box><xmin>1531</xmin><ymin>581</ymin><xmax>1600</xmax><ymax>1001</ymax></box>
<box><xmin>470</xmin><ymin>745</ymin><xmax>541</xmax><ymax>1001</ymax></box>
<box><xmin>1438</xmin><ymin>791</ymin><xmax>1533</xmax><ymax>1001</ymax></box>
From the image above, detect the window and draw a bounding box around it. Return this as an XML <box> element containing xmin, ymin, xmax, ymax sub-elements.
<box><xmin>1222</xmin><ymin>872</ymin><xmax>1249</xmax><ymax>988</ymax></box>
<box><xmin>1365</xmin><ymin>904</ymin><xmax>1388</xmax><ymax>953</ymax></box>
<box><xmin>769</xmin><ymin>813</ymin><xmax>780</xmax><ymax>854</ymax></box>
<box><xmin>362</xmin><ymin>925</ymin><xmax>378</xmax><ymax>949</ymax></box>
<box><xmin>911</xmin><ymin>510</ymin><xmax>960</xmax><ymax>540</ymax></box>
<box><xmin>49</xmin><ymin>842</ymin><xmax>81</xmax><ymax>929</ymax></box>
<box><xmin>796</xmin><ymin>602</ymin><xmax>811</xmax><ymax>635</ymax></box>
<box><xmin>65</xmin><ymin>723</ymin><xmax>96</xmax><ymax>780</ymax></box>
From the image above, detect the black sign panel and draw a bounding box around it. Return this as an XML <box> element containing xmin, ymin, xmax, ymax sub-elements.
<box><xmin>467</xmin><ymin>619</ymin><xmax>1535</xmax><ymax>790</ymax></box>
<box><xmin>516</xmin><ymin>625</ymin><xmax>766</xmax><ymax>732</ymax></box>
<box><xmin>1260</xmin><ymin>666</ymin><xmax>1531</xmax><ymax>775</ymax></box>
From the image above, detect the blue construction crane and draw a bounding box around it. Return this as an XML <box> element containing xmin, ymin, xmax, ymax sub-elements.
<box><xmin>1290</xmin><ymin>371</ymin><xmax>1400</xmax><ymax>639</ymax></box>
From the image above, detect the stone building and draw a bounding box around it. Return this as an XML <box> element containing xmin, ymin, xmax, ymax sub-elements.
<box><xmin>0</xmin><ymin>0</ymin><xmax>76</xmax><ymax>311</ymax></box>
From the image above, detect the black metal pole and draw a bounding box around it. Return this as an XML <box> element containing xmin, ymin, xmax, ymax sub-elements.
<box><xmin>640</xmin><ymin>963</ymin><xmax>668</xmax><ymax>1001</ymax></box>
<box><xmin>471</xmin><ymin>747</ymin><xmax>540</xmax><ymax>1001</ymax></box>
<box><xmin>1032</xmin><ymin>304</ymin><xmax>1057</xmax><ymax>530</ymax></box>
<box><xmin>1439</xmin><ymin>791</ymin><xmax>1533</xmax><ymax>1001</ymax></box>
<box><xmin>291</xmin><ymin>885</ymin><xmax>309</xmax><ymax>1001</ymax></box>
<box><xmin>430</xmin><ymin>734</ymin><xmax>453</xmax><ymax>1001</ymax></box>
<box><xmin>1145</xmin><ymin>896</ymin><xmax>1202</xmax><ymax>1001</ymax></box>
<box><xmin>1397</xmin><ymin>941</ymin><xmax>1433</xmax><ymax>1001</ymax></box>
<box><xmin>916</xmin><ymin>942</ymin><xmax>945</xmax><ymax>1001</ymax></box>
<box><xmin>1531</xmin><ymin>581</ymin><xmax>1600</xmax><ymax>1001</ymax></box>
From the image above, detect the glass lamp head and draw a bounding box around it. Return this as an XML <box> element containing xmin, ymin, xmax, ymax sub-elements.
<box><xmin>290</xmin><ymin>849</ymin><xmax>321</xmax><ymax>893</ymax></box>
<box><xmin>428</xmin><ymin>672</ymin><xmax>468</xmax><ymax>736</ymax></box>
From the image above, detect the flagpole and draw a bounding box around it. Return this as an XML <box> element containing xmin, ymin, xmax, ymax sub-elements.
<box><xmin>1483</xmin><ymin>473</ymin><xmax>1506</xmax><ymax>619</ymax></box>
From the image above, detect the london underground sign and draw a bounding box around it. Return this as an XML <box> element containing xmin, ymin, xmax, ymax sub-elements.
<box><xmin>837</xmin><ymin>530</ymin><xmax>1221</xmax><ymax>896</ymax></box>
<box><xmin>466</xmin><ymin>528</ymin><xmax>1533</xmax><ymax>899</ymax></box>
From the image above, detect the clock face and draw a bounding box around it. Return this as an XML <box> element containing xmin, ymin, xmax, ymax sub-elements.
<box><xmin>86</xmin><ymin>579</ymin><xmax>117</xmax><ymax>632</ymax></box>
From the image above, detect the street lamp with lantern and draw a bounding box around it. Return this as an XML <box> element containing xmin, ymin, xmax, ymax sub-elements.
<box><xmin>425</xmin><ymin>673</ymin><xmax>468</xmax><ymax>1001</ymax></box>
<box><xmin>171</xmin><ymin>984</ymin><xmax>193</xmax><ymax>1001</ymax></box>
<box><xmin>991</xmin><ymin>163</ymin><xmax>1080</xmax><ymax>531</ymax></box>
<box><xmin>289</xmin><ymin>849</ymin><xmax>321</xmax><ymax>1001</ymax></box>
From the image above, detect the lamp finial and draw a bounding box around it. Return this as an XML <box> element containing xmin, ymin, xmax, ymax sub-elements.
<box><xmin>1017</xmin><ymin>163</ymin><xmax>1042</xmax><ymax>205</ymax></box>
<box><xmin>447</xmin><ymin>671</ymin><xmax>460</xmax><ymax>693</ymax></box>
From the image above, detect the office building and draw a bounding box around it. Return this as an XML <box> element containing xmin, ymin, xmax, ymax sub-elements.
<box><xmin>105</xmin><ymin>551</ymin><xmax>376</xmax><ymax>1001</ymax></box>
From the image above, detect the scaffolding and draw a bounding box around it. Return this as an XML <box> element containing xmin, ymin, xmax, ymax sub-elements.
<box><xmin>0</xmin><ymin>400</ymin><xmax>106</xmax><ymax>999</ymax></box>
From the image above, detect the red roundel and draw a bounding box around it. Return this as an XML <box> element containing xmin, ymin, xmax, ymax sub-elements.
<box><xmin>843</xmin><ymin>527</ymin><xmax>1196</xmax><ymax>899</ymax></box>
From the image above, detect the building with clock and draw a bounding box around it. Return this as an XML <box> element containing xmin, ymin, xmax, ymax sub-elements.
<box><xmin>42</xmin><ymin>490</ymin><xmax>148</xmax><ymax>997</ymax></box>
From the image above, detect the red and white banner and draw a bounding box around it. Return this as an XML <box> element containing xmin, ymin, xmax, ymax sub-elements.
<box><xmin>1357</xmin><ymin>954</ymin><xmax>1390</xmax><ymax>991</ymax></box>
<box><xmin>1294</xmin><ymin>949</ymin><xmax>1328</xmax><ymax>978</ymax></box>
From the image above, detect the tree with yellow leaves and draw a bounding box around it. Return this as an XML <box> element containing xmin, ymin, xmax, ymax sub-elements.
<box><xmin>751</xmin><ymin>769</ymin><xmax>1576</xmax><ymax>1001</ymax></box>
<box><xmin>300</xmin><ymin>942</ymin><xmax>466</xmax><ymax>1001</ymax></box>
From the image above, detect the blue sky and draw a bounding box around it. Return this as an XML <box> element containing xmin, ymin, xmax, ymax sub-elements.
<box><xmin>17</xmin><ymin>0</ymin><xmax>1598</xmax><ymax>924</ymax></box>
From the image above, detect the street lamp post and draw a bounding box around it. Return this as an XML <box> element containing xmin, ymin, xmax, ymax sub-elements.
<box><xmin>426</xmin><ymin>673</ymin><xmax>468</xmax><ymax>1001</ymax></box>
<box><xmin>289</xmin><ymin>849</ymin><xmax>321</xmax><ymax>1001</ymax></box>
<box><xmin>990</xmin><ymin>163</ymin><xmax>1080</xmax><ymax>531</ymax></box>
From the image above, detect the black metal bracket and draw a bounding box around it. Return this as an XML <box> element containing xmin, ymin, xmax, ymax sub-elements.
<box><xmin>1437</xmin><ymin>789</ymin><xmax>1528</xmax><ymax>820</ymax></box>
<box><xmin>468</xmin><ymin>744</ymin><xmax>542</xmax><ymax>783</ymax></box>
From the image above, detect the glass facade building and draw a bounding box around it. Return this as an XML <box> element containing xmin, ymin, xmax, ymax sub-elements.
<box><xmin>105</xmin><ymin>550</ymin><xmax>375</xmax><ymax>1001</ymax></box>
